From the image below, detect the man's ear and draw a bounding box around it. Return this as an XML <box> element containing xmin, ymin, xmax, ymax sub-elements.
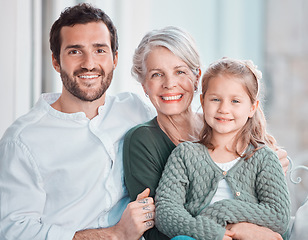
<box><xmin>52</xmin><ymin>54</ymin><xmax>61</xmax><ymax>73</ymax></box>
<box><xmin>113</xmin><ymin>51</ymin><xmax>118</xmax><ymax>69</ymax></box>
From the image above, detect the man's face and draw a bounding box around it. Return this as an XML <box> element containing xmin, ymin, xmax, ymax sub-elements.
<box><xmin>52</xmin><ymin>21</ymin><xmax>118</xmax><ymax>102</ymax></box>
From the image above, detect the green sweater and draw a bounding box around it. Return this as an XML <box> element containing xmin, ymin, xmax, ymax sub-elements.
<box><xmin>155</xmin><ymin>141</ymin><xmax>291</xmax><ymax>240</ymax></box>
<box><xmin>123</xmin><ymin>117</ymin><xmax>174</xmax><ymax>240</ymax></box>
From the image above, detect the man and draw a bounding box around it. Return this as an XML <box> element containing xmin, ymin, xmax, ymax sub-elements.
<box><xmin>0</xmin><ymin>3</ymin><xmax>155</xmax><ymax>240</ymax></box>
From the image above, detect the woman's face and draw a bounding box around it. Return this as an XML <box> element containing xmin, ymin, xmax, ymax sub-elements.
<box><xmin>142</xmin><ymin>47</ymin><xmax>198</xmax><ymax>116</ymax></box>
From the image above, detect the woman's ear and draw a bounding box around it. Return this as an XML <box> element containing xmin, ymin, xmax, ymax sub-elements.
<box><xmin>249</xmin><ymin>100</ymin><xmax>259</xmax><ymax>118</ymax></box>
<box><xmin>197</xmin><ymin>68</ymin><xmax>202</xmax><ymax>79</ymax></box>
<box><xmin>141</xmin><ymin>83</ymin><xmax>148</xmax><ymax>96</ymax></box>
<box><xmin>194</xmin><ymin>68</ymin><xmax>202</xmax><ymax>91</ymax></box>
<box><xmin>52</xmin><ymin>54</ymin><xmax>61</xmax><ymax>73</ymax></box>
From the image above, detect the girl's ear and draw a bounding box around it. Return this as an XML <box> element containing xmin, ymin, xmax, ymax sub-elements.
<box><xmin>200</xmin><ymin>94</ymin><xmax>205</xmax><ymax>110</ymax></box>
<box><xmin>249</xmin><ymin>100</ymin><xmax>259</xmax><ymax>118</ymax></box>
<box><xmin>52</xmin><ymin>54</ymin><xmax>61</xmax><ymax>73</ymax></box>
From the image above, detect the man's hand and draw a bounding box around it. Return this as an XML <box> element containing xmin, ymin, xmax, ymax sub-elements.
<box><xmin>73</xmin><ymin>188</ymin><xmax>155</xmax><ymax>240</ymax></box>
<box><xmin>276</xmin><ymin>148</ymin><xmax>289</xmax><ymax>174</ymax></box>
<box><xmin>227</xmin><ymin>222</ymin><xmax>283</xmax><ymax>240</ymax></box>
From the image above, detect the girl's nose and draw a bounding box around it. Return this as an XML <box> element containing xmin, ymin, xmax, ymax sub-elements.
<box><xmin>218</xmin><ymin>100</ymin><xmax>229</xmax><ymax>113</ymax></box>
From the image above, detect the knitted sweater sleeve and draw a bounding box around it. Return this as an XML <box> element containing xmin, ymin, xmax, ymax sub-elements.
<box><xmin>155</xmin><ymin>145</ymin><xmax>226</xmax><ymax>240</ymax></box>
<box><xmin>202</xmin><ymin>147</ymin><xmax>291</xmax><ymax>235</ymax></box>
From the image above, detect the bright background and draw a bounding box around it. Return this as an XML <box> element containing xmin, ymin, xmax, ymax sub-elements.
<box><xmin>1</xmin><ymin>0</ymin><xmax>308</xmax><ymax>212</ymax></box>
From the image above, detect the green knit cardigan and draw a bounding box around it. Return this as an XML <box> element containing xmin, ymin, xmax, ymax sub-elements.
<box><xmin>155</xmin><ymin>141</ymin><xmax>290</xmax><ymax>240</ymax></box>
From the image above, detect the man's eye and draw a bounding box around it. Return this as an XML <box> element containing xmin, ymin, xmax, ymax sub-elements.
<box><xmin>97</xmin><ymin>49</ymin><xmax>105</xmax><ymax>53</ymax></box>
<box><xmin>68</xmin><ymin>50</ymin><xmax>79</xmax><ymax>54</ymax></box>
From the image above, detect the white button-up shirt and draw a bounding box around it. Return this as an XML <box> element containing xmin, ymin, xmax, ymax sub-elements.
<box><xmin>0</xmin><ymin>92</ymin><xmax>155</xmax><ymax>240</ymax></box>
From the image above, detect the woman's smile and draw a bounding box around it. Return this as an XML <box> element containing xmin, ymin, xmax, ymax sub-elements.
<box><xmin>160</xmin><ymin>94</ymin><xmax>183</xmax><ymax>102</ymax></box>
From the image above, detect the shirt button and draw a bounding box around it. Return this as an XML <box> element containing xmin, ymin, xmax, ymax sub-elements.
<box><xmin>222</xmin><ymin>171</ymin><xmax>227</xmax><ymax>176</ymax></box>
<box><xmin>236</xmin><ymin>192</ymin><xmax>241</xmax><ymax>196</ymax></box>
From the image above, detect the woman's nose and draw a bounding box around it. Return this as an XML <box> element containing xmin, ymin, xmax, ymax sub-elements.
<box><xmin>162</xmin><ymin>75</ymin><xmax>177</xmax><ymax>89</ymax></box>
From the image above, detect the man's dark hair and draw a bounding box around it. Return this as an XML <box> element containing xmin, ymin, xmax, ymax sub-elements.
<box><xmin>50</xmin><ymin>3</ymin><xmax>118</xmax><ymax>64</ymax></box>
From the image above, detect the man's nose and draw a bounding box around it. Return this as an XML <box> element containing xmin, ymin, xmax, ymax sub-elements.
<box><xmin>81</xmin><ymin>53</ymin><xmax>95</xmax><ymax>70</ymax></box>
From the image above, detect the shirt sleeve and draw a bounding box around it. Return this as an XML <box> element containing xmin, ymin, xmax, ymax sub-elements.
<box><xmin>202</xmin><ymin>147</ymin><xmax>291</xmax><ymax>235</ymax></box>
<box><xmin>0</xmin><ymin>140</ymin><xmax>76</xmax><ymax>240</ymax></box>
<box><xmin>123</xmin><ymin>126</ymin><xmax>170</xmax><ymax>240</ymax></box>
<box><xmin>154</xmin><ymin>145</ymin><xmax>226</xmax><ymax>240</ymax></box>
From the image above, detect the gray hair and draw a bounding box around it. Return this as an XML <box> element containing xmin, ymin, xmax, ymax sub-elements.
<box><xmin>131</xmin><ymin>26</ymin><xmax>201</xmax><ymax>83</ymax></box>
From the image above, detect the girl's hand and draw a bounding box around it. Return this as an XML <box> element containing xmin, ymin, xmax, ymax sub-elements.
<box><xmin>227</xmin><ymin>222</ymin><xmax>283</xmax><ymax>240</ymax></box>
<box><xmin>223</xmin><ymin>229</ymin><xmax>234</xmax><ymax>240</ymax></box>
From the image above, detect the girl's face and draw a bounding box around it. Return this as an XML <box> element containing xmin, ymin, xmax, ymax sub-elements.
<box><xmin>201</xmin><ymin>75</ymin><xmax>258</xmax><ymax>139</ymax></box>
<box><xmin>142</xmin><ymin>47</ymin><xmax>199</xmax><ymax>117</ymax></box>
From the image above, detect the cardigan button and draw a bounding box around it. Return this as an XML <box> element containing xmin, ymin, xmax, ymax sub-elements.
<box><xmin>222</xmin><ymin>171</ymin><xmax>227</xmax><ymax>176</ymax></box>
<box><xmin>236</xmin><ymin>192</ymin><xmax>241</xmax><ymax>196</ymax></box>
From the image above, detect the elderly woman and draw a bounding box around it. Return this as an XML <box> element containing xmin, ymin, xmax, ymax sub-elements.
<box><xmin>123</xmin><ymin>26</ymin><xmax>288</xmax><ymax>240</ymax></box>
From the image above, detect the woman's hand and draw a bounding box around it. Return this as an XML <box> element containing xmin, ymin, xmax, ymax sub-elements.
<box><xmin>73</xmin><ymin>188</ymin><xmax>155</xmax><ymax>240</ymax></box>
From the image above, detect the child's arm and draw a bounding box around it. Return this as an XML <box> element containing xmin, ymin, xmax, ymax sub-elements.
<box><xmin>202</xmin><ymin>147</ymin><xmax>290</xmax><ymax>235</ymax></box>
<box><xmin>155</xmin><ymin>145</ymin><xmax>227</xmax><ymax>240</ymax></box>
<box><xmin>226</xmin><ymin>222</ymin><xmax>283</xmax><ymax>240</ymax></box>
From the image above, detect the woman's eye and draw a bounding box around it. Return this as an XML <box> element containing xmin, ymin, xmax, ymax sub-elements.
<box><xmin>177</xmin><ymin>70</ymin><xmax>186</xmax><ymax>75</ymax></box>
<box><xmin>151</xmin><ymin>73</ymin><xmax>162</xmax><ymax>78</ymax></box>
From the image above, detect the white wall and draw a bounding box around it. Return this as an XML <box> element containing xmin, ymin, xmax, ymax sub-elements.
<box><xmin>0</xmin><ymin>0</ymin><xmax>42</xmax><ymax>137</ymax></box>
<box><xmin>0</xmin><ymin>0</ymin><xmax>265</xmax><ymax>138</ymax></box>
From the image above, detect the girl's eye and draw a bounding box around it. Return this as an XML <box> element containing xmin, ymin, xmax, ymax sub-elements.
<box><xmin>232</xmin><ymin>99</ymin><xmax>240</xmax><ymax>103</ymax></box>
<box><xmin>211</xmin><ymin>98</ymin><xmax>220</xmax><ymax>102</ymax></box>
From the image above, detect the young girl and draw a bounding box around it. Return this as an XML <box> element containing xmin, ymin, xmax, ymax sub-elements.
<box><xmin>154</xmin><ymin>57</ymin><xmax>291</xmax><ymax>240</ymax></box>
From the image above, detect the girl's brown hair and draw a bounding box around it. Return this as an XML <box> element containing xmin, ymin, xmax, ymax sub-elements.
<box><xmin>199</xmin><ymin>57</ymin><xmax>277</xmax><ymax>158</ymax></box>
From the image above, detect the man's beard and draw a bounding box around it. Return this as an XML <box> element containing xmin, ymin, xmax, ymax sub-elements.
<box><xmin>60</xmin><ymin>68</ymin><xmax>113</xmax><ymax>102</ymax></box>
